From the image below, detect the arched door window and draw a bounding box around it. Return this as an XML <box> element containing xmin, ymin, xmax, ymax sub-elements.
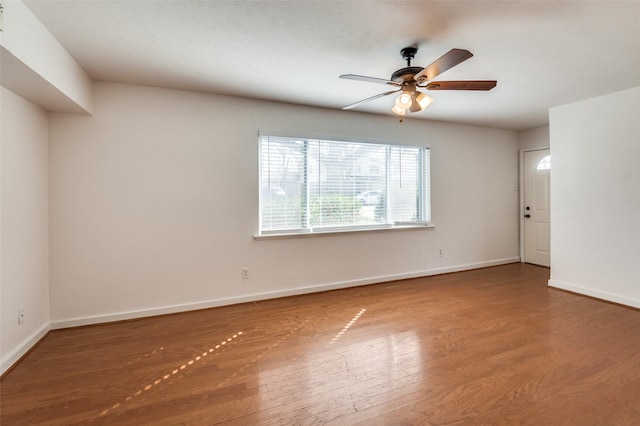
<box><xmin>536</xmin><ymin>155</ymin><xmax>551</xmax><ymax>170</ymax></box>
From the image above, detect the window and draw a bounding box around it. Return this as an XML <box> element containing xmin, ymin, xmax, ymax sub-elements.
<box><xmin>259</xmin><ymin>135</ymin><xmax>430</xmax><ymax>235</ymax></box>
<box><xmin>536</xmin><ymin>155</ymin><xmax>551</xmax><ymax>170</ymax></box>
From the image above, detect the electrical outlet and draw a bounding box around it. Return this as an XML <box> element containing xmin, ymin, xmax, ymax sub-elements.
<box><xmin>241</xmin><ymin>268</ymin><xmax>249</xmax><ymax>279</ymax></box>
<box><xmin>18</xmin><ymin>309</ymin><xmax>25</xmax><ymax>325</ymax></box>
<box><xmin>438</xmin><ymin>249</ymin><xmax>444</xmax><ymax>257</ymax></box>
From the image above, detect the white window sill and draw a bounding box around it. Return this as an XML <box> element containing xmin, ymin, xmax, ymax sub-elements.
<box><xmin>254</xmin><ymin>223</ymin><xmax>434</xmax><ymax>240</ymax></box>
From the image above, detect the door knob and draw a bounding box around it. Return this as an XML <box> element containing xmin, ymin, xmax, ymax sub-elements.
<box><xmin>524</xmin><ymin>214</ymin><xmax>531</xmax><ymax>218</ymax></box>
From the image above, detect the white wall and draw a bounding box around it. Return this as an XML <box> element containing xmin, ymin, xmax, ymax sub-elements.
<box><xmin>48</xmin><ymin>82</ymin><xmax>520</xmax><ymax>326</ymax></box>
<box><xmin>518</xmin><ymin>125</ymin><xmax>549</xmax><ymax>150</ymax></box>
<box><xmin>1</xmin><ymin>87</ymin><xmax>51</xmax><ymax>373</ymax></box>
<box><xmin>549</xmin><ymin>87</ymin><xmax>640</xmax><ymax>307</ymax></box>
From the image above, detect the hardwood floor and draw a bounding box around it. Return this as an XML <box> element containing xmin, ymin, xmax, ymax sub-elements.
<box><xmin>2</xmin><ymin>263</ymin><xmax>640</xmax><ymax>425</ymax></box>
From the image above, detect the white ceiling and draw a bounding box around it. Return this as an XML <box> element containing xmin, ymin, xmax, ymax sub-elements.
<box><xmin>23</xmin><ymin>0</ymin><xmax>640</xmax><ymax>131</ymax></box>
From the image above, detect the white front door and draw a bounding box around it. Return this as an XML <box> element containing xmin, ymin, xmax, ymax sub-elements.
<box><xmin>523</xmin><ymin>149</ymin><xmax>551</xmax><ymax>266</ymax></box>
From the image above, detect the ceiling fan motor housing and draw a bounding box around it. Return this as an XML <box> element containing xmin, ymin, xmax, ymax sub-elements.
<box><xmin>391</xmin><ymin>67</ymin><xmax>424</xmax><ymax>84</ymax></box>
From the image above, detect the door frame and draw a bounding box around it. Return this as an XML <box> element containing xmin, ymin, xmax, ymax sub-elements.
<box><xmin>519</xmin><ymin>146</ymin><xmax>550</xmax><ymax>263</ymax></box>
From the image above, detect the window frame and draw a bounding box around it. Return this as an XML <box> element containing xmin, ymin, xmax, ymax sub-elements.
<box><xmin>257</xmin><ymin>134</ymin><xmax>432</xmax><ymax>238</ymax></box>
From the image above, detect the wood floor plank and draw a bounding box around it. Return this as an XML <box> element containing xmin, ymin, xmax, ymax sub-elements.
<box><xmin>2</xmin><ymin>263</ymin><xmax>640</xmax><ymax>425</ymax></box>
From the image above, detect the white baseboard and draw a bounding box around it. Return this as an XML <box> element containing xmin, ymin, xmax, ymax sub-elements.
<box><xmin>548</xmin><ymin>279</ymin><xmax>640</xmax><ymax>309</ymax></box>
<box><xmin>1</xmin><ymin>323</ymin><xmax>50</xmax><ymax>376</ymax></box>
<box><xmin>51</xmin><ymin>257</ymin><xmax>520</xmax><ymax>330</ymax></box>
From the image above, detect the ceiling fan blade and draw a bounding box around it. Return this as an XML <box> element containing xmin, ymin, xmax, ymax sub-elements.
<box><xmin>340</xmin><ymin>74</ymin><xmax>401</xmax><ymax>87</ymax></box>
<box><xmin>425</xmin><ymin>80</ymin><xmax>497</xmax><ymax>90</ymax></box>
<box><xmin>413</xmin><ymin>49</ymin><xmax>474</xmax><ymax>83</ymax></box>
<box><xmin>342</xmin><ymin>89</ymin><xmax>400</xmax><ymax>110</ymax></box>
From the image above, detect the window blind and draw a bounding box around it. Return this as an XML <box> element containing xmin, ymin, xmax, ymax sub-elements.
<box><xmin>259</xmin><ymin>135</ymin><xmax>430</xmax><ymax>234</ymax></box>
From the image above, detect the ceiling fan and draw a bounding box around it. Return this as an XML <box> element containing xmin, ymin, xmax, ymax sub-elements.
<box><xmin>340</xmin><ymin>46</ymin><xmax>497</xmax><ymax>116</ymax></box>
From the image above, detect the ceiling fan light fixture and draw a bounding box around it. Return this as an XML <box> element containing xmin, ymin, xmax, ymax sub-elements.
<box><xmin>396</xmin><ymin>92</ymin><xmax>412</xmax><ymax>108</ymax></box>
<box><xmin>391</xmin><ymin>104</ymin><xmax>407</xmax><ymax>115</ymax></box>
<box><xmin>409</xmin><ymin>92</ymin><xmax>421</xmax><ymax>113</ymax></box>
<box><xmin>415</xmin><ymin>91</ymin><xmax>434</xmax><ymax>110</ymax></box>
<box><xmin>392</xmin><ymin>91</ymin><xmax>413</xmax><ymax>115</ymax></box>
